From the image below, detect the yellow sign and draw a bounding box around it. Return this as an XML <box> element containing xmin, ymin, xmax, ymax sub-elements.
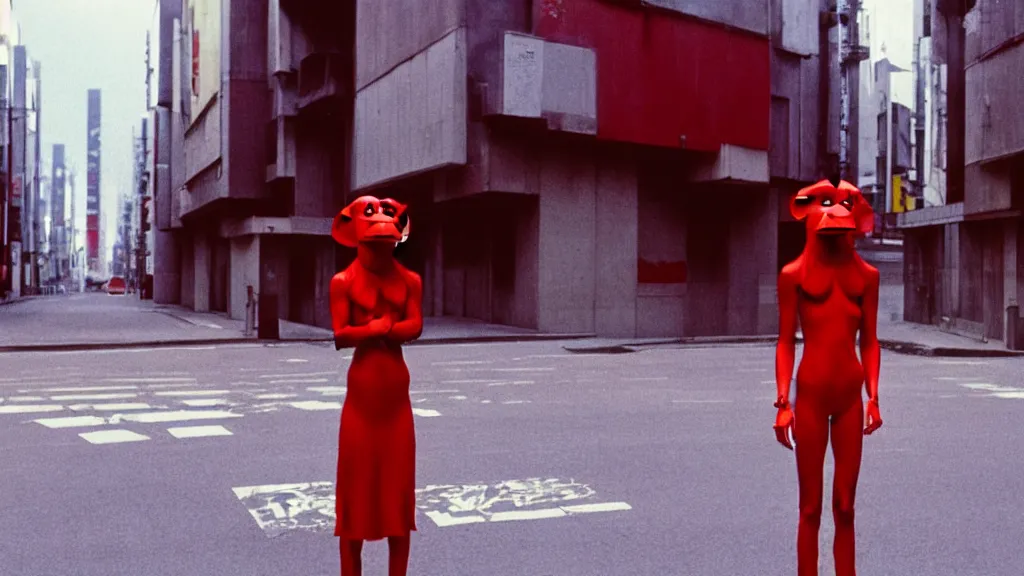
<box><xmin>892</xmin><ymin>175</ymin><xmax>903</xmax><ymax>213</ymax></box>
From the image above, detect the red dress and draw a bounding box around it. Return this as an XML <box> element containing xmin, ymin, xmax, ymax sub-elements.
<box><xmin>334</xmin><ymin>337</ymin><xmax>417</xmax><ymax>540</ymax></box>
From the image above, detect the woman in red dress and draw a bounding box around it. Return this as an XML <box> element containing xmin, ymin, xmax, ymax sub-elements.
<box><xmin>329</xmin><ymin>196</ymin><xmax>423</xmax><ymax>576</ymax></box>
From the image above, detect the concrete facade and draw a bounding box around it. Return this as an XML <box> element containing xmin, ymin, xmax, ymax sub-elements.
<box><xmin>900</xmin><ymin>0</ymin><xmax>1024</xmax><ymax>348</ymax></box>
<box><xmin>147</xmin><ymin>0</ymin><xmax>855</xmax><ymax>339</ymax></box>
<box><xmin>345</xmin><ymin>0</ymin><xmax>841</xmax><ymax>338</ymax></box>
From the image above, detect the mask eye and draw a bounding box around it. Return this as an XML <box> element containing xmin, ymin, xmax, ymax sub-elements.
<box><xmin>363</xmin><ymin>204</ymin><xmax>376</xmax><ymax>217</ymax></box>
<box><xmin>840</xmin><ymin>198</ymin><xmax>853</xmax><ymax>209</ymax></box>
<box><xmin>381</xmin><ymin>203</ymin><xmax>396</xmax><ymax>218</ymax></box>
<box><xmin>398</xmin><ymin>213</ymin><xmax>408</xmax><ymax>229</ymax></box>
<box><xmin>821</xmin><ymin>198</ymin><xmax>834</xmax><ymax>207</ymax></box>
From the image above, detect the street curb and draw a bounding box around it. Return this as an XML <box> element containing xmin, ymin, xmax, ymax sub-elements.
<box><xmin>564</xmin><ymin>336</ymin><xmax>1024</xmax><ymax>358</ymax></box>
<box><xmin>0</xmin><ymin>333</ymin><xmax>597</xmax><ymax>354</ymax></box>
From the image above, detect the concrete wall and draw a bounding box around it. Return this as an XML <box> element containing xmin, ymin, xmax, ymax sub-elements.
<box><xmin>727</xmin><ymin>189</ymin><xmax>778</xmax><ymax>334</ymax></box>
<box><xmin>637</xmin><ymin>161</ymin><xmax>686</xmax><ymax>337</ymax></box>
<box><xmin>536</xmin><ymin>142</ymin><xmax>598</xmax><ymax>334</ymax></box>
<box><xmin>769</xmin><ymin>50</ymin><xmax>823</xmax><ymax>182</ymax></box>
<box><xmin>229</xmin><ymin>235</ymin><xmax>260</xmax><ymax>320</ymax></box>
<box><xmin>353</xmin><ymin>27</ymin><xmax>468</xmax><ymax>190</ymax></box>
<box><xmin>594</xmin><ymin>148</ymin><xmax>639</xmax><ymax>336</ymax></box>
<box><xmin>355</xmin><ymin>0</ymin><xmax>464</xmax><ymax>89</ymax></box>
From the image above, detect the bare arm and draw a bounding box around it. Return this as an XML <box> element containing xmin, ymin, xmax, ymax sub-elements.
<box><xmin>859</xmin><ymin>268</ymin><xmax>881</xmax><ymax>401</ymax></box>
<box><xmin>775</xmin><ymin>268</ymin><xmax>799</xmax><ymax>407</ymax></box>
<box><xmin>330</xmin><ymin>273</ymin><xmax>385</xmax><ymax>349</ymax></box>
<box><xmin>385</xmin><ymin>273</ymin><xmax>424</xmax><ymax>344</ymax></box>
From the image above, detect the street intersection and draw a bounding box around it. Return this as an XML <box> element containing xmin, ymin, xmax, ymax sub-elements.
<box><xmin>0</xmin><ymin>340</ymin><xmax>1022</xmax><ymax>575</ymax></box>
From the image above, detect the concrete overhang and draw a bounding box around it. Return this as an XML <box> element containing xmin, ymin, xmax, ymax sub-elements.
<box><xmin>687</xmin><ymin>144</ymin><xmax>769</xmax><ymax>184</ymax></box>
<box><xmin>895</xmin><ymin>202</ymin><xmax>964</xmax><ymax>229</ymax></box>
<box><xmin>220</xmin><ymin>216</ymin><xmax>333</xmax><ymax>239</ymax></box>
<box><xmin>487</xmin><ymin>32</ymin><xmax>598</xmax><ymax>136</ymax></box>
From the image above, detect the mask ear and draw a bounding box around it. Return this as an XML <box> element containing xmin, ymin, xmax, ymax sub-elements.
<box><xmin>790</xmin><ymin>191</ymin><xmax>813</xmax><ymax>221</ymax></box>
<box><xmin>851</xmin><ymin>191</ymin><xmax>875</xmax><ymax>236</ymax></box>
<box><xmin>331</xmin><ymin>204</ymin><xmax>357</xmax><ymax>247</ymax></box>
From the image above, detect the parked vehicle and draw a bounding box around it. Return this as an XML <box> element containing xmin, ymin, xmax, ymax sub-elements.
<box><xmin>106</xmin><ymin>276</ymin><xmax>127</xmax><ymax>295</ymax></box>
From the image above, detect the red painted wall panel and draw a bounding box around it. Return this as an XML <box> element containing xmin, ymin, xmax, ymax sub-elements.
<box><xmin>534</xmin><ymin>0</ymin><xmax>770</xmax><ymax>152</ymax></box>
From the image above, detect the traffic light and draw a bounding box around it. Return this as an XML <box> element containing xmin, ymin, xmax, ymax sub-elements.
<box><xmin>140</xmin><ymin>196</ymin><xmax>152</xmax><ymax>232</ymax></box>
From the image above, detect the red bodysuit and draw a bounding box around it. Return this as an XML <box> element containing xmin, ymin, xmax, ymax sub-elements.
<box><xmin>329</xmin><ymin>196</ymin><xmax>423</xmax><ymax>576</ymax></box>
<box><xmin>774</xmin><ymin>179</ymin><xmax>883</xmax><ymax>576</ymax></box>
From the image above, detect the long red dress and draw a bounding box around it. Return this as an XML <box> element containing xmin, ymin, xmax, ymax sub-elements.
<box><xmin>334</xmin><ymin>311</ymin><xmax>417</xmax><ymax>540</ymax></box>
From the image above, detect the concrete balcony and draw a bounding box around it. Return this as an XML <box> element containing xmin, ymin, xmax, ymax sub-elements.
<box><xmin>483</xmin><ymin>32</ymin><xmax>597</xmax><ymax>136</ymax></box>
<box><xmin>296</xmin><ymin>52</ymin><xmax>347</xmax><ymax>112</ymax></box>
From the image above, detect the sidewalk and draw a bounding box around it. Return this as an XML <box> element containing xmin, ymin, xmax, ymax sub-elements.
<box><xmin>0</xmin><ymin>292</ymin><xmax>1021</xmax><ymax>357</ymax></box>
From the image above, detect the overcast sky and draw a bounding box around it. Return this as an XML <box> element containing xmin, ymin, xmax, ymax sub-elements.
<box><xmin>16</xmin><ymin>0</ymin><xmax>155</xmax><ymax>262</ymax></box>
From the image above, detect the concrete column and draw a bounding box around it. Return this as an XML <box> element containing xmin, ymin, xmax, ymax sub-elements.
<box><xmin>536</xmin><ymin>143</ymin><xmax>597</xmax><ymax>334</ymax></box>
<box><xmin>1004</xmin><ymin>219</ymin><xmax>1019</xmax><ymax>343</ymax></box>
<box><xmin>179</xmin><ymin>234</ymin><xmax>195</xmax><ymax>309</ymax></box>
<box><xmin>153</xmin><ymin>229</ymin><xmax>181</xmax><ymax>304</ymax></box>
<box><xmin>193</xmin><ymin>232</ymin><xmax>211</xmax><ymax>312</ymax></box>
<box><xmin>429</xmin><ymin>223</ymin><xmax>443</xmax><ymax>318</ymax></box>
<box><xmin>593</xmin><ymin>148</ymin><xmax>638</xmax><ymax>337</ymax></box>
<box><xmin>229</xmin><ymin>235</ymin><xmax>260</xmax><ymax>320</ymax></box>
<box><xmin>313</xmin><ymin>239</ymin><xmax>334</xmax><ymax>329</ymax></box>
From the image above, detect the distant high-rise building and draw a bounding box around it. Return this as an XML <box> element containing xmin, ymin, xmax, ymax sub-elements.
<box><xmin>86</xmin><ymin>89</ymin><xmax>101</xmax><ymax>274</ymax></box>
<box><xmin>50</xmin><ymin>144</ymin><xmax>66</xmax><ymax>280</ymax></box>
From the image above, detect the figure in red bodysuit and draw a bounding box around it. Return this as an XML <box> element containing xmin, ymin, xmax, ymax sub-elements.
<box><xmin>774</xmin><ymin>179</ymin><xmax>883</xmax><ymax>576</ymax></box>
<box><xmin>329</xmin><ymin>196</ymin><xmax>422</xmax><ymax>576</ymax></box>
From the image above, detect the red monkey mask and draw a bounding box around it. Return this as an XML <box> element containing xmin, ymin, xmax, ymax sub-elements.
<box><xmin>331</xmin><ymin>196</ymin><xmax>411</xmax><ymax>248</ymax></box>
<box><xmin>789</xmin><ymin>178</ymin><xmax>874</xmax><ymax>238</ymax></box>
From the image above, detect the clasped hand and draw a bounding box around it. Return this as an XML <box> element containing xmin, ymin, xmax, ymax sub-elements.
<box><xmin>366</xmin><ymin>315</ymin><xmax>394</xmax><ymax>337</ymax></box>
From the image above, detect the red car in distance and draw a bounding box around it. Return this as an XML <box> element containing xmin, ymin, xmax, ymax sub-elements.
<box><xmin>106</xmin><ymin>276</ymin><xmax>127</xmax><ymax>296</ymax></box>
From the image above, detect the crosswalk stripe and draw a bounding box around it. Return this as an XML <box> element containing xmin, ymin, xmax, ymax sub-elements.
<box><xmin>79</xmin><ymin>429</ymin><xmax>150</xmax><ymax>444</ymax></box>
<box><xmin>167</xmin><ymin>425</ymin><xmax>233</xmax><ymax>439</ymax></box>
<box><xmin>122</xmin><ymin>410</ymin><xmax>242</xmax><ymax>423</ymax></box>
<box><xmin>154</xmin><ymin>390</ymin><xmax>231</xmax><ymax>397</ymax></box>
<box><xmin>0</xmin><ymin>404</ymin><xmax>64</xmax><ymax>414</ymax></box>
<box><xmin>35</xmin><ymin>416</ymin><xmax>107</xmax><ymax>429</ymax></box>
<box><xmin>50</xmin><ymin>393</ymin><xmax>138</xmax><ymax>401</ymax></box>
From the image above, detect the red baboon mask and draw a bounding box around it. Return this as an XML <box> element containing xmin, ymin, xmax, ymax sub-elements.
<box><xmin>331</xmin><ymin>196</ymin><xmax>411</xmax><ymax>248</ymax></box>
<box><xmin>789</xmin><ymin>179</ymin><xmax>874</xmax><ymax>238</ymax></box>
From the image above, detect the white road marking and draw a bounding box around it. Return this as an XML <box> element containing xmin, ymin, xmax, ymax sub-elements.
<box><xmin>501</xmin><ymin>400</ymin><xmax>529</xmax><ymax>405</ymax></box>
<box><xmin>34</xmin><ymin>416</ymin><xmax>108</xmax><ymax>428</ymax></box>
<box><xmin>39</xmin><ymin>385</ymin><xmax>139</xmax><ymax>393</ymax></box>
<box><xmin>487</xmin><ymin>367</ymin><xmax>555</xmax><ymax>372</ymax></box>
<box><xmin>7</xmin><ymin>396</ymin><xmax>46</xmax><ymax>402</ymax></box>
<box><xmin>562</xmin><ymin>502</ymin><xmax>632</xmax><ymax>514</ymax></box>
<box><xmin>934</xmin><ymin>376</ymin><xmax>974</xmax><ymax>381</ymax></box>
<box><xmin>449</xmin><ymin>395</ymin><xmax>468</xmax><ymax>400</ymax></box>
<box><xmin>70</xmin><ymin>403</ymin><xmax>152</xmax><ymax>411</ymax></box>
<box><xmin>80</xmin><ymin>429</ymin><xmax>150</xmax><ymax>444</ymax></box>
<box><xmin>121</xmin><ymin>410</ymin><xmax>243</xmax><ymax>423</ymax></box>
<box><xmin>282</xmin><ymin>359</ymin><xmax>309</xmax><ymax>363</ymax></box>
<box><xmin>425</xmin><ymin>511</ymin><xmax>486</xmax><ymax>526</ymax></box>
<box><xmin>181</xmin><ymin>399</ymin><xmax>232</xmax><ymax>407</ymax></box>
<box><xmin>487</xmin><ymin>381</ymin><xmax>535</xmax><ymax>387</ymax></box>
<box><xmin>442</xmin><ymin>379</ymin><xmax>504</xmax><ymax>384</ymax></box>
<box><xmin>412</xmin><ymin>408</ymin><xmax>442</xmax><ymax>417</ymax></box>
<box><xmin>270</xmin><ymin>378</ymin><xmax>330</xmax><ymax>385</ymax></box>
<box><xmin>991</xmin><ymin>392</ymin><xmax>1024</xmax><ymax>399</ymax></box>
<box><xmin>936</xmin><ymin>360</ymin><xmax>989</xmax><ymax>366</ymax></box>
<box><xmin>290</xmin><ymin>401</ymin><xmax>343</xmax><ymax>411</ymax></box>
<box><xmin>622</xmin><ymin>377</ymin><xmax>669</xmax><ymax>381</ymax></box>
<box><xmin>255</xmin><ymin>393</ymin><xmax>298</xmax><ymax>400</ymax></box>
<box><xmin>307</xmin><ymin>386</ymin><xmax>347</xmax><ymax>395</ymax></box>
<box><xmin>490</xmin><ymin>508</ymin><xmax>566</xmax><ymax>522</ymax></box>
<box><xmin>0</xmin><ymin>376</ymin><xmax>47</xmax><ymax>383</ymax></box>
<box><xmin>410</xmin><ymin>389</ymin><xmax>460</xmax><ymax>394</ymax></box>
<box><xmin>431</xmin><ymin>360</ymin><xmax>492</xmax><ymax>366</ymax></box>
<box><xmin>960</xmin><ymin>383</ymin><xmax>1019</xmax><ymax>392</ymax></box>
<box><xmin>50</xmin><ymin>393</ymin><xmax>139</xmax><ymax>401</ymax></box>
<box><xmin>0</xmin><ymin>404</ymin><xmax>64</xmax><ymax>414</ymax></box>
<box><xmin>103</xmin><ymin>377</ymin><xmax>197</xmax><ymax>383</ymax></box>
<box><xmin>258</xmin><ymin>372</ymin><xmax>334</xmax><ymax>379</ymax></box>
<box><xmin>168</xmin><ymin>425</ymin><xmax>233</xmax><ymax>438</ymax></box>
<box><xmin>481</xmin><ymin>400</ymin><xmax>492</xmax><ymax>404</ymax></box>
<box><xmin>153</xmin><ymin>390</ymin><xmax>231</xmax><ymax>397</ymax></box>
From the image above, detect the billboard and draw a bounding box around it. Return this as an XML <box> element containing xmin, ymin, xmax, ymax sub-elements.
<box><xmin>86</xmin><ymin>89</ymin><xmax>101</xmax><ymax>271</ymax></box>
<box><xmin>187</xmin><ymin>0</ymin><xmax>221</xmax><ymax>115</ymax></box>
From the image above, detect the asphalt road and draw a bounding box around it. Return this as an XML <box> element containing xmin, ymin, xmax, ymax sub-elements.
<box><xmin>1</xmin><ymin>340</ymin><xmax>1022</xmax><ymax>576</ymax></box>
